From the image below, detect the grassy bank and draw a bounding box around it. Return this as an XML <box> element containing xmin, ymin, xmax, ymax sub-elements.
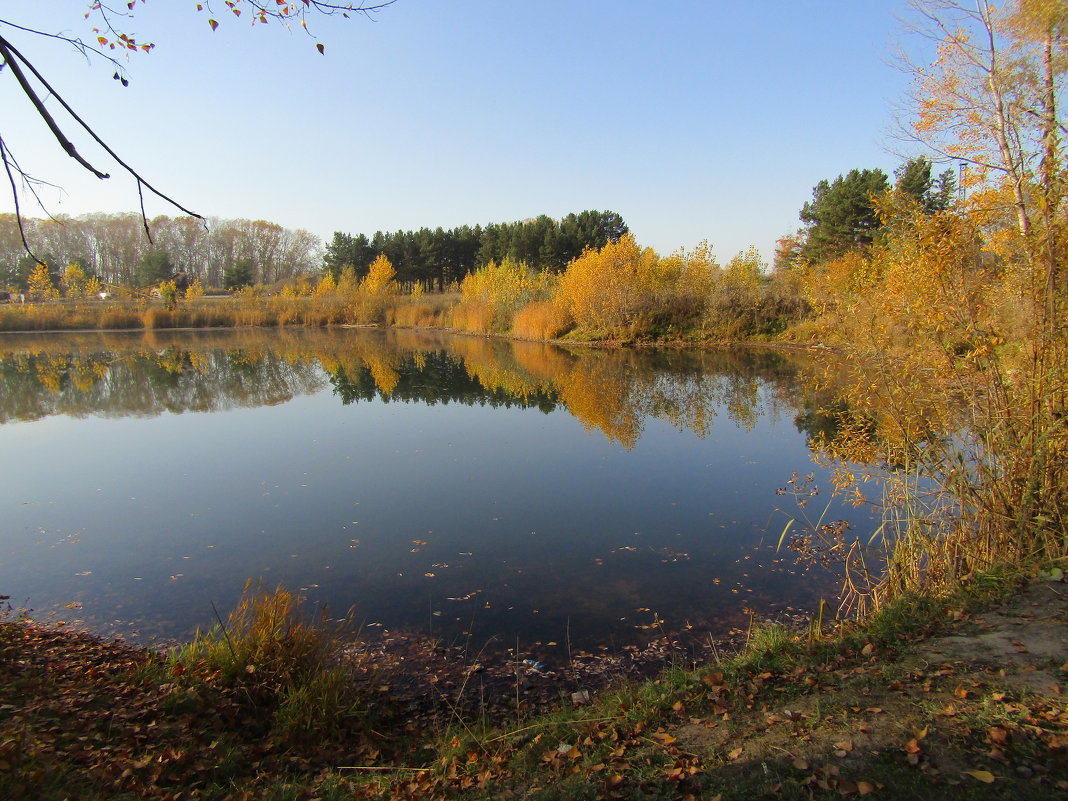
<box><xmin>2</xmin><ymin>569</ymin><xmax>1065</xmax><ymax>800</ymax></box>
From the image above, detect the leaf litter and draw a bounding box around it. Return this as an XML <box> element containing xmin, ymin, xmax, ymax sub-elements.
<box><xmin>0</xmin><ymin>579</ymin><xmax>1065</xmax><ymax>799</ymax></box>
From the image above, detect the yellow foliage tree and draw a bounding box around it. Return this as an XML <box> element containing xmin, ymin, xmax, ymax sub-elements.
<box><xmin>347</xmin><ymin>255</ymin><xmax>398</xmax><ymax>324</ymax></box>
<box><xmin>336</xmin><ymin>266</ymin><xmax>360</xmax><ymax>298</ymax></box>
<box><xmin>61</xmin><ymin>264</ymin><xmax>87</xmax><ymax>298</ymax></box>
<box><xmin>360</xmin><ymin>254</ymin><xmax>398</xmax><ymax>296</ymax></box>
<box><xmin>84</xmin><ymin>275</ymin><xmax>104</xmax><ymax>299</ymax></box>
<box><xmin>800</xmin><ymin>0</ymin><xmax>1068</xmax><ymax>604</ymax></box>
<box><xmin>556</xmin><ymin>234</ymin><xmax>662</xmax><ymax>336</ymax></box>
<box><xmin>314</xmin><ymin>272</ymin><xmax>337</xmax><ymax>297</ymax></box>
<box><xmin>27</xmin><ymin>262</ymin><xmax>58</xmax><ymax>300</ymax></box>
<box><xmin>157</xmin><ymin>280</ymin><xmax>179</xmax><ymax>311</ymax></box>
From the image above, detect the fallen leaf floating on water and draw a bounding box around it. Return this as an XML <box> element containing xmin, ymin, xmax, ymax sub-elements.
<box><xmin>446</xmin><ymin>590</ymin><xmax>482</xmax><ymax>601</ymax></box>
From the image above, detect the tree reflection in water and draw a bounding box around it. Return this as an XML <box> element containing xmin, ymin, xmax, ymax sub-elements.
<box><xmin>0</xmin><ymin>329</ymin><xmax>815</xmax><ymax>450</ymax></box>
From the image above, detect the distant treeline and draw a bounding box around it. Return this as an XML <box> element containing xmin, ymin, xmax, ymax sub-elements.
<box><xmin>0</xmin><ymin>213</ymin><xmax>322</xmax><ymax>290</ymax></box>
<box><xmin>323</xmin><ymin>210</ymin><xmax>628</xmax><ymax>287</ymax></box>
<box><xmin>2</xmin><ymin>210</ymin><xmax>627</xmax><ymax>292</ymax></box>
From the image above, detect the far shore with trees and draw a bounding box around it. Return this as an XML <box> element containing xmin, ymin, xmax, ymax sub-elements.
<box><xmin>0</xmin><ymin>157</ymin><xmax>963</xmax><ymax>345</ymax></box>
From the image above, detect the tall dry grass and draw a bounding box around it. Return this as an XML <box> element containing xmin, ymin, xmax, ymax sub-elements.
<box><xmin>174</xmin><ymin>581</ymin><xmax>366</xmax><ymax>737</ymax></box>
<box><xmin>388</xmin><ymin>300</ymin><xmax>442</xmax><ymax>327</ymax></box>
<box><xmin>452</xmin><ymin>259</ymin><xmax>555</xmax><ymax>334</ymax></box>
<box><xmin>510</xmin><ymin>300</ymin><xmax>573</xmax><ymax>339</ymax></box>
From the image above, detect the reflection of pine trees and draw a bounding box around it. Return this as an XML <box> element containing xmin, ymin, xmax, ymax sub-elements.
<box><xmin>327</xmin><ymin>350</ymin><xmax>559</xmax><ymax>412</ymax></box>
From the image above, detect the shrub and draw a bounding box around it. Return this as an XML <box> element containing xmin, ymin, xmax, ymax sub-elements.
<box><xmin>458</xmin><ymin>259</ymin><xmax>554</xmax><ymax>332</ymax></box>
<box><xmin>553</xmin><ymin>235</ymin><xmax>727</xmax><ymax>339</ymax></box>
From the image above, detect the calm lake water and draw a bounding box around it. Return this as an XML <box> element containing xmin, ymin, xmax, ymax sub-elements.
<box><xmin>0</xmin><ymin>328</ymin><xmax>862</xmax><ymax>652</ymax></box>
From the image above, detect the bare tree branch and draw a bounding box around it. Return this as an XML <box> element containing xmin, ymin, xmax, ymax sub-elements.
<box><xmin>0</xmin><ymin>133</ymin><xmax>45</xmax><ymax>265</ymax></box>
<box><xmin>0</xmin><ymin>18</ymin><xmax>134</xmax><ymax>76</ymax></box>
<box><xmin>0</xmin><ymin>35</ymin><xmax>111</xmax><ymax>180</ymax></box>
<box><xmin>0</xmin><ymin>34</ymin><xmax>203</xmax><ymax>222</ymax></box>
<box><xmin>0</xmin><ymin>1</ymin><xmax>396</xmax><ymax>261</ymax></box>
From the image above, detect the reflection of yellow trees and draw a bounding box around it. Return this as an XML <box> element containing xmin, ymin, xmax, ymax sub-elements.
<box><xmin>554</xmin><ymin>356</ymin><xmax>643</xmax><ymax>448</ymax></box>
<box><xmin>367</xmin><ymin>356</ymin><xmax>400</xmax><ymax>396</ymax></box>
<box><xmin>35</xmin><ymin>356</ymin><xmax>67</xmax><ymax>395</ymax></box>
<box><xmin>451</xmin><ymin>336</ymin><xmax>555</xmax><ymax>404</ymax></box>
<box><xmin>317</xmin><ymin>353</ymin><xmax>340</xmax><ymax>375</ymax></box>
<box><xmin>226</xmin><ymin>348</ymin><xmax>267</xmax><ymax>367</ymax></box>
<box><xmin>510</xmin><ymin>341</ymin><xmax>576</xmax><ymax>385</ymax></box>
<box><xmin>722</xmin><ymin>376</ymin><xmax>759</xmax><ymax>433</ymax></box>
<box><xmin>156</xmin><ymin>348</ymin><xmax>188</xmax><ymax>375</ymax></box>
<box><xmin>650</xmin><ymin>372</ymin><xmax>717</xmax><ymax>437</ymax></box>
<box><xmin>446</xmin><ymin>339</ymin><xmax>768</xmax><ymax>449</ymax></box>
<box><xmin>188</xmin><ymin>350</ymin><xmax>211</xmax><ymax>375</ymax></box>
<box><xmin>317</xmin><ymin>335</ymin><xmax>404</xmax><ymax>397</ymax></box>
<box><xmin>70</xmin><ymin>357</ymin><xmax>108</xmax><ymax>393</ymax></box>
<box><xmin>1</xmin><ymin>330</ymin><xmax>803</xmax><ymax>452</ymax></box>
<box><xmin>387</xmin><ymin>327</ymin><xmax>452</xmax><ymax>353</ymax></box>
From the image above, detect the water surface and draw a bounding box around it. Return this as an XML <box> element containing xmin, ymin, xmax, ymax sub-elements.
<box><xmin>0</xmin><ymin>329</ymin><xmax>858</xmax><ymax>651</ymax></box>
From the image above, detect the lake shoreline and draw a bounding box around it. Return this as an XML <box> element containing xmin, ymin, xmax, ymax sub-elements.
<box><xmin>0</xmin><ymin>319</ymin><xmax>836</xmax><ymax>364</ymax></box>
<box><xmin>3</xmin><ymin>574</ymin><xmax>1065</xmax><ymax>799</ymax></box>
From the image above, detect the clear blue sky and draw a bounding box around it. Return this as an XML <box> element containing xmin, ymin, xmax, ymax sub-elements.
<box><xmin>1</xmin><ymin>1</ymin><xmax>925</xmax><ymax>263</ymax></box>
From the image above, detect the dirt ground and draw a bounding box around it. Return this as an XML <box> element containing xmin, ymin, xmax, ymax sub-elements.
<box><xmin>667</xmin><ymin>579</ymin><xmax>1068</xmax><ymax>798</ymax></box>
